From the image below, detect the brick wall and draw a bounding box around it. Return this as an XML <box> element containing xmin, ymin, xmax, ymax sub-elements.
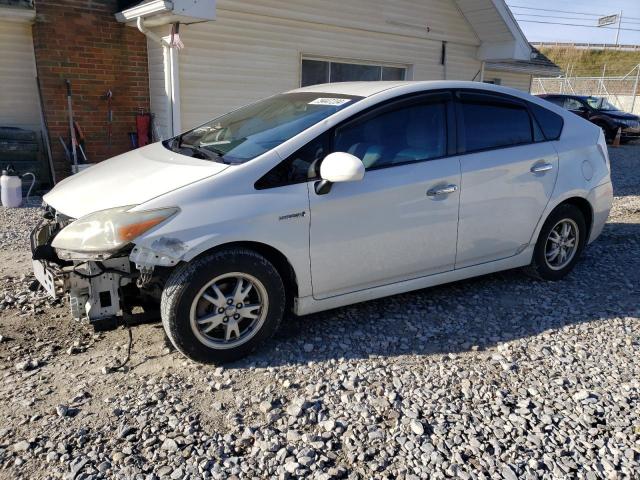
<box><xmin>33</xmin><ymin>0</ymin><xmax>149</xmax><ymax>181</ymax></box>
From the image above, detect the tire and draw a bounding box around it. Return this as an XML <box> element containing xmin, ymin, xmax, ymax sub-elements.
<box><xmin>161</xmin><ymin>248</ymin><xmax>286</xmax><ymax>363</ymax></box>
<box><xmin>526</xmin><ymin>204</ymin><xmax>587</xmax><ymax>281</ymax></box>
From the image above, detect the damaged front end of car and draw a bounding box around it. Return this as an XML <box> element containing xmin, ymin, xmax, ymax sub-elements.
<box><xmin>31</xmin><ymin>204</ymin><xmax>179</xmax><ymax>330</ymax></box>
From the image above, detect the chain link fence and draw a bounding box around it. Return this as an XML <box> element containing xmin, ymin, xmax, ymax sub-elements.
<box><xmin>531</xmin><ymin>65</ymin><xmax>640</xmax><ymax>115</ymax></box>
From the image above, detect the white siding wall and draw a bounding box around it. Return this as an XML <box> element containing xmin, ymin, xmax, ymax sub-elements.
<box><xmin>0</xmin><ymin>20</ymin><xmax>40</xmax><ymax>130</ymax></box>
<box><xmin>174</xmin><ymin>0</ymin><xmax>482</xmax><ymax>130</ymax></box>
<box><xmin>147</xmin><ymin>30</ymin><xmax>172</xmax><ymax>140</ymax></box>
<box><xmin>484</xmin><ymin>70</ymin><xmax>532</xmax><ymax>92</ymax></box>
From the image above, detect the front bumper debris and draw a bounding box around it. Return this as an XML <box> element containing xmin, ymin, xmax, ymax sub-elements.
<box><xmin>30</xmin><ymin>220</ymin><xmax>133</xmax><ymax>324</ymax></box>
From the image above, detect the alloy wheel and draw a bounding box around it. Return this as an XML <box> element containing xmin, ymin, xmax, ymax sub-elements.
<box><xmin>189</xmin><ymin>272</ymin><xmax>268</xmax><ymax>350</ymax></box>
<box><xmin>544</xmin><ymin>218</ymin><xmax>579</xmax><ymax>271</ymax></box>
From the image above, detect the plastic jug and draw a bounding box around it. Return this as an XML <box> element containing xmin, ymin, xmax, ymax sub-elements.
<box><xmin>1</xmin><ymin>165</ymin><xmax>35</xmax><ymax>208</ymax></box>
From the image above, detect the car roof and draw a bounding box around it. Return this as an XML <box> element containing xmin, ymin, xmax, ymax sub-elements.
<box><xmin>288</xmin><ymin>80</ymin><xmax>532</xmax><ymax>98</ymax></box>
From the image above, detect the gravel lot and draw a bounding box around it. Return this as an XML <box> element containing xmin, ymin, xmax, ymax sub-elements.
<box><xmin>0</xmin><ymin>144</ymin><xmax>639</xmax><ymax>480</ymax></box>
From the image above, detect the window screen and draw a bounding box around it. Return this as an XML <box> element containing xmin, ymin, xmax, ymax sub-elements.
<box><xmin>459</xmin><ymin>97</ymin><xmax>533</xmax><ymax>152</ymax></box>
<box><xmin>301</xmin><ymin>60</ymin><xmax>329</xmax><ymax>87</ymax></box>
<box><xmin>301</xmin><ymin>59</ymin><xmax>407</xmax><ymax>87</ymax></box>
<box><xmin>335</xmin><ymin>101</ymin><xmax>447</xmax><ymax>170</ymax></box>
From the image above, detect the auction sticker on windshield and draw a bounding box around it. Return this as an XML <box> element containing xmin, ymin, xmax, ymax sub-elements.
<box><xmin>308</xmin><ymin>98</ymin><xmax>351</xmax><ymax>106</ymax></box>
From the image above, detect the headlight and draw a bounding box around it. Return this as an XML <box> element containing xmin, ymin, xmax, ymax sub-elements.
<box><xmin>52</xmin><ymin>205</ymin><xmax>179</xmax><ymax>257</ymax></box>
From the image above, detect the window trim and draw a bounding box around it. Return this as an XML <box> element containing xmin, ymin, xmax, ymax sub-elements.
<box><xmin>300</xmin><ymin>55</ymin><xmax>410</xmax><ymax>87</ymax></box>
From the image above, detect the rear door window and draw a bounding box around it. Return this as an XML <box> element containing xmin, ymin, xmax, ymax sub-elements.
<box><xmin>457</xmin><ymin>92</ymin><xmax>533</xmax><ymax>153</ymax></box>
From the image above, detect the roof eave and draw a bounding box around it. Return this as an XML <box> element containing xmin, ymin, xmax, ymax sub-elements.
<box><xmin>0</xmin><ymin>4</ymin><xmax>36</xmax><ymax>23</ymax></box>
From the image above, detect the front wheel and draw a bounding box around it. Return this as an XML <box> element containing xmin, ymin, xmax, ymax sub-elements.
<box><xmin>161</xmin><ymin>248</ymin><xmax>286</xmax><ymax>363</ymax></box>
<box><xmin>527</xmin><ymin>204</ymin><xmax>587</xmax><ymax>281</ymax></box>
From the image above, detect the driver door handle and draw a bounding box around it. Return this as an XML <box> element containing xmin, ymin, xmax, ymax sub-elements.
<box><xmin>530</xmin><ymin>162</ymin><xmax>554</xmax><ymax>174</ymax></box>
<box><xmin>427</xmin><ymin>184</ymin><xmax>458</xmax><ymax>197</ymax></box>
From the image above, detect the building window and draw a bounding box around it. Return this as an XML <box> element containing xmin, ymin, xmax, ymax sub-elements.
<box><xmin>301</xmin><ymin>58</ymin><xmax>407</xmax><ymax>87</ymax></box>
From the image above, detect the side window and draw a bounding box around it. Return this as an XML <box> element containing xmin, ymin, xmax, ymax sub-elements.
<box><xmin>255</xmin><ymin>132</ymin><xmax>328</xmax><ymax>189</ymax></box>
<box><xmin>458</xmin><ymin>94</ymin><xmax>532</xmax><ymax>152</ymax></box>
<box><xmin>334</xmin><ymin>101</ymin><xmax>447</xmax><ymax>170</ymax></box>
<box><xmin>564</xmin><ymin>98</ymin><xmax>583</xmax><ymax>110</ymax></box>
<box><xmin>529</xmin><ymin>103</ymin><xmax>564</xmax><ymax>141</ymax></box>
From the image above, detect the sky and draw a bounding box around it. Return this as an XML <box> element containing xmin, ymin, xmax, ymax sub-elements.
<box><xmin>505</xmin><ymin>0</ymin><xmax>640</xmax><ymax>45</ymax></box>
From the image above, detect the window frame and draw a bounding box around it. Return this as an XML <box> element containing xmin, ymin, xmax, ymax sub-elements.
<box><xmin>300</xmin><ymin>56</ymin><xmax>410</xmax><ymax>87</ymax></box>
<box><xmin>254</xmin><ymin>90</ymin><xmax>456</xmax><ymax>190</ymax></box>
<box><xmin>454</xmin><ymin>89</ymin><xmax>550</xmax><ymax>155</ymax></box>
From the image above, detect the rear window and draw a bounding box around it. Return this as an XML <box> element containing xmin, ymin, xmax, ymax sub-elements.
<box><xmin>529</xmin><ymin>103</ymin><xmax>564</xmax><ymax>140</ymax></box>
<box><xmin>458</xmin><ymin>94</ymin><xmax>532</xmax><ymax>152</ymax></box>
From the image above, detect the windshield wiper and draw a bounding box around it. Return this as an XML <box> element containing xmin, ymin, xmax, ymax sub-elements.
<box><xmin>180</xmin><ymin>143</ymin><xmax>222</xmax><ymax>161</ymax></box>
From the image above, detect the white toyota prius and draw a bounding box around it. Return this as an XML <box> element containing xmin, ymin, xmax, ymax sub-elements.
<box><xmin>32</xmin><ymin>81</ymin><xmax>613</xmax><ymax>363</ymax></box>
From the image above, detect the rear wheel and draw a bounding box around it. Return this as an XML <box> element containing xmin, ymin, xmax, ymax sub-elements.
<box><xmin>527</xmin><ymin>204</ymin><xmax>587</xmax><ymax>281</ymax></box>
<box><xmin>161</xmin><ymin>248</ymin><xmax>285</xmax><ymax>363</ymax></box>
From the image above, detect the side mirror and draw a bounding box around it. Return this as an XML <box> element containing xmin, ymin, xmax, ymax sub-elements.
<box><xmin>315</xmin><ymin>152</ymin><xmax>365</xmax><ymax>195</ymax></box>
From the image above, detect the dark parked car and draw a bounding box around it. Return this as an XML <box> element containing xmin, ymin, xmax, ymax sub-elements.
<box><xmin>538</xmin><ymin>94</ymin><xmax>640</xmax><ymax>143</ymax></box>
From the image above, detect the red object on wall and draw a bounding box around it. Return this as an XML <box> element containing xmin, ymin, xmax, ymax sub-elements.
<box><xmin>32</xmin><ymin>0</ymin><xmax>150</xmax><ymax>181</ymax></box>
<box><xmin>136</xmin><ymin>113</ymin><xmax>151</xmax><ymax>147</ymax></box>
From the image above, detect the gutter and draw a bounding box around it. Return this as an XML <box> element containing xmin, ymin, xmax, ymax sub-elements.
<box><xmin>115</xmin><ymin>0</ymin><xmax>172</xmax><ymax>23</ymax></box>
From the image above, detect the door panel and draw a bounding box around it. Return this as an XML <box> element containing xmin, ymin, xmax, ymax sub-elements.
<box><xmin>309</xmin><ymin>159</ymin><xmax>460</xmax><ymax>299</ymax></box>
<box><xmin>455</xmin><ymin>142</ymin><xmax>558</xmax><ymax>268</ymax></box>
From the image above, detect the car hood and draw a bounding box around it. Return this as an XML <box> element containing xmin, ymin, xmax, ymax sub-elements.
<box><xmin>44</xmin><ymin>142</ymin><xmax>229</xmax><ymax>218</ymax></box>
<box><xmin>603</xmin><ymin>110</ymin><xmax>639</xmax><ymax>120</ymax></box>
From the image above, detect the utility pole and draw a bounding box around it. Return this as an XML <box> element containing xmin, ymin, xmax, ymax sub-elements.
<box><xmin>632</xmin><ymin>64</ymin><xmax>640</xmax><ymax>114</ymax></box>
<box><xmin>615</xmin><ymin>10</ymin><xmax>622</xmax><ymax>46</ymax></box>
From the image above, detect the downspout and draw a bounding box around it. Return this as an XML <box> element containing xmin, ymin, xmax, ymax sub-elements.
<box><xmin>136</xmin><ymin>16</ymin><xmax>166</xmax><ymax>45</ymax></box>
<box><xmin>137</xmin><ymin>17</ymin><xmax>181</xmax><ymax>136</ymax></box>
<box><xmin>479</xmin><ymin>61</ymin><xmax>485</xmax><ymax>82</ymax></box>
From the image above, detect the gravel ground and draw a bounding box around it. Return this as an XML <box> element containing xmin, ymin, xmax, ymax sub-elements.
<box><xmin>0</xmin><ymin>144</ymin><xmax>639</xmax><ymax>480</ymax></box>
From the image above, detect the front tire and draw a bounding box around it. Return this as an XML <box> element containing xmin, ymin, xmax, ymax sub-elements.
<box><xmin>161</xmin><ymin>248</ymin><xmax>286</xmax><ymax>363</ymax></box>
<box><xmin>527</xmin><ymin>204</ymin><xmax>587</xmax><ymax>281</ymax></box>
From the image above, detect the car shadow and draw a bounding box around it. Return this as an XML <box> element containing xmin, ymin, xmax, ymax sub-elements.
<box><xmin>228</xmin><ymin>220</ymin><xmax>639</xmax><ymax>369</ymax></box>
<box><xmin>610</xmin><ymin>143</ymin><xmax>639</xmax><ymax>197</ymax></box>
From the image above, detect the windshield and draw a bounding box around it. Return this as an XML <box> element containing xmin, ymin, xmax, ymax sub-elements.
<box><xmin>164</xmin><ymin>92</ymin><xmax>362</xmax><ymax>164</ymax></box>
<box><xmin>585</xmin><ymin>96</ymin><xmax>618</xmax><ymax>111</ymax></box>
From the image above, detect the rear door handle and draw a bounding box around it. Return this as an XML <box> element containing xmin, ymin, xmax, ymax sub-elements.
<box><xmin>427</xmin><ymin>184</ymin><xmax>458</xmax><ymax>197</ymax></box>
<box><xmin>530</xmin><ymin>162</ymin><xmax>554</xmax><ymax>174</ymax></box>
